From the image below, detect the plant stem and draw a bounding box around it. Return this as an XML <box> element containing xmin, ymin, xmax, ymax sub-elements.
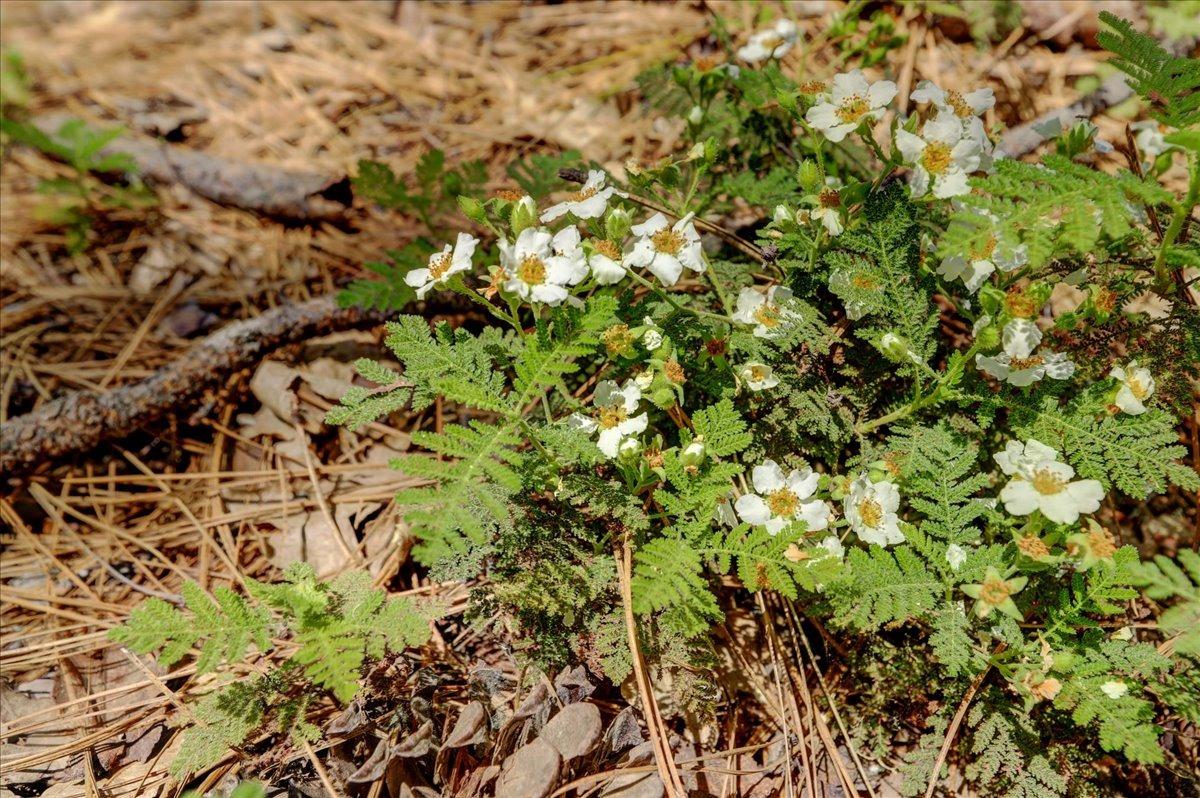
<box><xmin>1154</xmin><ymin>153</ymin><xmax>1199</xmax><ymax>295</ymax></box>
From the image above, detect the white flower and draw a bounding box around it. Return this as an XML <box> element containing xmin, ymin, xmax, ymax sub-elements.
<box><xmin>626</xmin><ymin>212</ymin><xmax>705</xmax><ymax>285</ymax></box>
<box><xmin>806</xmin><ymin>69</ymin><xmax>897</xmax><ymax>143</ymax></box>
<box><xmin>1132</xmin><ymin>120</ymin><xmax>1166</xmax><ymax>162</ymax></box>
<box><xmin>732</xmin><ymin>285</ymin><xmax>794</xmax><ymax>338</ymax></box>
<box><xmin>818</xmin><ymin>535</ymin><xmax>845</xmax><ymax>559</ymax></box>
<box><xmin>500</xmin><ymin>227</ymin><xmax>588</xmax><ymax>305</ymax></box>
<box><xmin>995</xmin><ymin>439</ymin><xmax>1104</xmax><ymax>525</ymax></box>
<box><xmin>735</xmin><ymin>459</ymin><xmax>830</xmax><ymax>535</ymax></box>
<box><xmin>736</xmin><ymin>18</ymin><xmax>798</xmax><ymax>63</ymax></box>
<box><xmin>938</xmin><ymin>214</ymin><xmax>1028</xmax><ymax>292</ymax></box>
<box><xmin>946</xmin><ymin>544</ymin><xmax>967</xmax><ymax>571</ymax></box>
<box><xmin>910</xmin><ymin>81</ymin><xmax>995</xmax><ymax>119</ymax></box>
<box><xmin>895</xmin><ymin>111</ymin><xmax>981</xmax><ymax>198</ymax></box>
<box><xmin>642</xmin><ymin>316</ymin><xmax>664</xmax><ymax>351</ymax></box>
<box><xmin>739</xmin><ymin>362</ymin><xmax>780</xmax><ymax>391</ymax></box>
<box><xmin>804</xmin><ymin>182</ymin><xmax>845</xmax><ymax>236</ymax></box>
<box><xmin>975</xmin><ymin>319</ymin><xmax>1074</xmax><ymax>386</ymax></box>
<box><xmin>404</xmin><ymin>232</ymin><xmax>478</xmax><ymax>299</ymax></box>
<box><xmin>845</xmin><ymin>476</ymin><xmax>904</xmax><ymax>546</ymax></box>
<box><xmin>540</xmin><ymin>170</ymin><xmax>617</xmax><ymax>222</ymax></box>
<box><xmin>634</xmin><ymin>369</ymin><xmax>654</xmax><ymax>389</ymax></box>
<box><xmin>568</xmin><ymin>380</ymin><xmax>648</xmax><ymax>458</ymax></box>
<box><xmin>1110</xmin><ymin>360</ymin><xmax>1155</xmax><ymax>415</ymax></box>
<box><xmin>1100</xmin><ymin>681</ymin><xmax>1128</xmax><ymax>699</ymax></box>
<box><xmin>588</xmin><ymin>239</ymin><xmax>627</xmax><ymax>285</ymax></box>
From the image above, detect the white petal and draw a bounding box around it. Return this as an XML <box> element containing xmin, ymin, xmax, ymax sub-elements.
<box><xmin>680</xmin><ymin>241</ymin><xmax>706</xmax><ymax>273</ymax></box>
<box><xmin>976</xmin><ymin>353</ymin><xmax>1010</xmax><ymax>380</ymax></box>
<box><xmin>452</xmin><ymin>232</ymin><xmax>478</xmax><ymax>263</ymax></box>
<box><xmin>572</xmin><ymin>192</ymin><xmax>609</xmax><ymax>219</ymax></box>
<box><xmin>540</xmin><ymin>202</ymin><xmax>570</xmax><ymax>223</ymax></box>
<box><xmin>1000</xmin><ymin>479</ymin><xmax>1040</xmax><ymax>516</ymax></box>
<box><xmin>831</xmin><ymin>70</ymin><xmax>869</xmax><ymax>103</ymax></box>
<box><xmin>908</xmin><ymin>167</ymin><xmax>931</xmax><ymax>198</ymax></box>
<box><xmin>932</xmin><ymin>169</ymin><xmax>972</xmax><ymax>199</ymax></box>
<box><xmin>1066</xmin><ymin>480</ymin><xmax>1104</xmax><ymax>515</ymax></box>
<box><xmin>567</xmin><ymin>413</ymin><xmax>598</xmax><ymax>433</ymax></box>
<box><xmin>867</xmin><ymin>79</ymin><xmax>897</xmax><ymax>109</ymax></box>
<box><xmin>631</xmin><ymin>212</ymin><xmax>669</xmax><ymax>237</ymax></box>
<box><xmin>530</xmin><ymin>284</ymin><xmax>569</xmax><ymax>305</ymax></box>
<box><xmin>895</xmin><ymin>129</ymin><xmax>925</xmax><ymax>163</ymax></box>
<box><xmin>404</xmin><ymin>268</ymin><xmax>432</xmax><ymax>288</ymax></box>
<box><xmin>590</xmin><ymin>253</ymin><xmax>626</xmax><ymax>284</ymax></box>
<box><xmin>805</xmin><ymin>102</ymin><xmax>840</xmax><ymax>131</ymax></box>
<box><xmin>1114</xmin><ymin>385</ymin><xmax>1146</xmax><ymax>415</ymax></box>
<box><xmin>1024</xmin><ymin>439</ymin><xmax>1060</xmax><ymax>463</ymax></box>
<box><xmin>1038</xmin><ymin>491</ymin><xmax>1081</xmax><ymax>525</ymax></box>
<box><xmin>552</xmin><ymin>226</ymin><xmax>581</xmax><ymax>253</ymax></box>
<box><xmin>1002</xmin><ymin>319</ymin><xmax>1042</xmax><ymax>359</ymax></box>
<box><xmin>735</xmin><ymin>494</ymin><xmax>771</xmax><ymax>525</ymax></box>
<box><xmin>646</xmin><ymin>253</ymin><xmax>683</xmax><ymax>286</ymax></box>
<box><xmin>752</xmin><ymin>460</ymin><xmax>786</xmax><ymax>493</ymax></box>
<box><xmin>964</xmin><ymin>87</ymin><xmax>995</xmax><ymax>113</ymax></box>
<box><xmin>798</xmin><ymin>500</ymin><xmax>830</xmax><ymax>532</ymax></box>
<box><xmin>924</xmin><ymin>111</ymin><xmax>963</xmax><ymax>144</ymax></box>
<box><xmin>910</xmin><ymin>80</ymin><xmax>945</xmax><ymax>105</ymax></box>
<box><xmin>787</xmin><ymin>468</ymin><xmax>820</xmax><ymax>500</ymax></box>
<box><xmin>625</xmin><ymin>238</ymin><xmax>656</xmax><ymax>269</ymax></box>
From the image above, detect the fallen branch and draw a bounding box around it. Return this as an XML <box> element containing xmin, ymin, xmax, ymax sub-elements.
<box><xmin>999</xmin><ymin>74</ymin><xmax>1132</xmax><ymax>158</ymax></box>
<box><xmin>1</xmin><ymin>296</ymin><xmax>387</xmax><ymax>477</ymax></box>
<box><xmin>33</xmin><ymin>114</ymin><xmax>351</xmax><ymax>221</ymax></box>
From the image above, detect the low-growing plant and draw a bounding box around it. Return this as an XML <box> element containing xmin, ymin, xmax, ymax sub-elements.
<box><xmin>118</xmin><ymin>10</ymin><xmax>1199</xmax><ymax>793</ymax></box>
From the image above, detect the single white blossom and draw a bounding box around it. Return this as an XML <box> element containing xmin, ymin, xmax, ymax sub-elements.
<box><xmin>626</xmin><ymin>212</ymin><xmax>705</xmax><ymax>285</ymax></box>
<box><xmin>806</xmin><ymin>69</ymin><xmax>897</xmax><ymax>143</ymax></box>
<box><xmin>946</xmin><ymin>543</ymin><xmax>968</xmax><ymax>571</ymax></box>
<box><xmin>995</xmin><ymin>439</ymin><xmax>1104</xmax><ymax>525</ymax></box>
<box><xmin>976</xmin><ymin>319</ymin><xmax>1075</xmax><ymax>386</ymax></box>
<box><xmin>568</xmin><ymin>380</ymin><xmax>648</xmax><ymax>458</ymax></box>
<box><xmin>739</xmin><ymin>362</ymin><xmax>780</xmax><ymax>391</ymax></box>
<box><xmin>404</xmin><ymin>232</ymin><xmax>478</xmax><ymax>299</ymax></box>
<box><xmin>938</xmin><ymin>213</ymin><xmax>1028</xmax><ymax>292</ymax></box>
<box><xmin>895</xmin><ymin>111</ymin><xmax>981</xmax><ymax>198</ymax></box>
<box><xmin>500</xmin><ymin>227</ymin><xmax>587</xmax><ymax>305</ymax></box>
<box><xmin>736</xmin><ymin>18</ymin><xmax>798</xmax><ymax>63</ymax></box>
<box><xmin>910</xmin><ymin>81</ymin><xmax>995</xmax><ymax>119</ymax></box>
<box><xmin>540</xmin><ymin>170</ymin><xmax>617</xmax><ymax>222</ymax></box>
<box><xmin>732</xmin><ymin>285</ymin><xmax>794</xmax><ymax>338</ymax></box>
<box><xmin>803</xmin><ymin>179</ymin><xmax>845</xmax><ymax>236</ymax></box>
<box><xmin>735</xmin><ymin>459</ymin><xmax>830</xmax><ymax>535</ymax></box>
<box><xmin>588</xmin><ymin>239</ymin><xmax>627</xmax><ymax>285</ymax></box>
<box><xmin>1110</xmin><ymin>360</ymin><xmax>1155</xmax><ymax>415</ymax></box>
<box><xmin>845</xmin><ymin>475</ymin><xmax>904</xmax><ymax>547</ymax></box>
<box><xmin>1100</xmin><ymin>681</ymin><xmax>1128</xmax><ymax>699</ymax></box>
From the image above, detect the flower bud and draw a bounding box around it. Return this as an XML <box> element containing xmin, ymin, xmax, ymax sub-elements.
<box><xmin>618</xmin><ymin>437</ymin><xmax>642</xmax><ymax>462</ymax></box>
<box><xmin>680</xmin><ymin>438</ymin><xmax>706</xmax><ymax>468</ymax></box>
<box><xmin>634</xmin><ymin>369</ymin><xmax>654</xmax><ymax>389</ymax></box>
<box><xmin>457</xmin><ymin>195</ymin><xmax>486</xmax><ymax>225</ymax></box>
<box><xmin>878</xmin><ymin>332</ymin><xmax>910</xmax><ymax>363</ymax></box>
<box><xmin>509</xmin><ymin>195</ymin><xmax>537</xmax><ymax>236</ymax></box>
<box><xmin>796</xmin><ymin>160</ymin><xmax>823</xmax><ymax>192</ymax></box>
<box><xmin>642</xmin><ymin>328</ymin><xmax>663</xmax><ymax>351</ymax></box>
<box><xmin>605</xmin><ymin>207</ymin><xmax>633</xmax><ymax>242</ymax></box>
<box><xmin>773</xmin><ymin>204</ymin><xmax>792</xmax><ymax>224</ymax></box>
<box><xmin>687</xmin><ymin>105</ymin><xmax>704</xmax><ymax>125</ymax></box>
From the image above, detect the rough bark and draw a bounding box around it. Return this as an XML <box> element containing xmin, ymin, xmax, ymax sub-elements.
<box><xmin>1</xmin><ymin>296</ymin><xmax>385</xmax><ymax>477</ymax></box>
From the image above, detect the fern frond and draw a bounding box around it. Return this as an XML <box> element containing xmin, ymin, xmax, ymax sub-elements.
<box><xmin>827</xmin><ymin>544</ymin><xmax>940</xmax><ymax>631</ymax></box>
<box><xmin>1098</xmin><ymin>12</ymin><xmax>1200</xmax><ymax>128</ymax></box>
<box><xmin>631</xmin><ymin>539</ymin><xmax>722</xmax><ymax>637</ymax></box>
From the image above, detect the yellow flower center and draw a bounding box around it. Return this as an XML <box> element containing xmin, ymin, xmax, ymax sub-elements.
<box><xmin>946</xmin><ymin>90</ymin><xmax>973</xmax><ymax>118</ymax></box>
<box><xmin>748</xmin><ymin>365</ymin><xmax>769</xmax><ymax>381</ymax></box>
<box><xmin>818</xmin><ymin>188</ymin><xmax>841</xmax><ymax>209</ymax></box>
<box><xmin>602</xmin><ymin>323</ymin><xmax>634</xmax><ymax>356</ymax></box>
<box><xmin>1031</xmin><ymin>468</ymin><xmax>1067</xmax><ymax>495</ymax></box>
<box><xmin>857</xmin><ymin>498</ymin><xmax>883</xmax><ymax>528</ymax></box>
<box><xmin>597</xmin><ymin>405</ymin><xmax>628</xmax><ymax>429</ymax></box>
<box><xmin>1004</xmin><ymin>288</ymin><xmax>1038</xmax><ymax>318</ymax></box>
<box><xmin>1088</xmin><ymin>529</ymin><xmax>1117</xmax><ymax>559</ymax></box>
<box><xmin>1127</xmin><ymin>374</ymin><xmax>1149</xmax><ymax>400</ymax></box>
<box><xmin>594</xmin><ymin>239</ymin><xmax>621</xmax><ymax>260</ymax></box>
<box><xmin>651</xmin><ymin>227</ymin><xmax>685</xmax><ymax>255</ymax></box>
<box><xmin>1008</xmin><ymin>355</ymin><xmax>1045</xmax><ymax>370</ymax></box>
<box><xmin>920</xmin><ymin>141</ymin><xmax>953</xmax><ymax>175</ymax></box>
<box><xmin>980</xmin><ymin>576</ymin><xmax>1012</xmax><ymax>606</ymax></box>
<box><xmin>693</xmin><ymin>54</ymin><xmax>725</xmax><ymax>72</ymax></box>
<box><xmin>495</xmin><ymin>189</ymin><xmax>526</xmax><ymax>202</ymax></box>
<box><xmin>752</xmin><ymin>303</ymin><xmax>782</xmax><ymax>328</ymax></box>
<box><xmin>569</xmin><ymin>185</ymin><xmax>599</xmax><ymax>202</ymax></box>
<box><xmin>664</xmin><ymin>360</ymin><xmax>686</xmax><ymax>384</ymax></box>
<box><xmin>428</xmin><ymin>252</ymin><xmax>453</xmax><ymax>280</ymax></box>
<box><xmin>969</xmin><ymin>234</ymin><xmax>997</xmax><ymax>261</ymax></box>
<box><xmin>517</xmin><ymin>255</ymin><xmax>547</xmax><ymax>286</ymax></box>
<box><xmin>767</xmin><ymin>487</ymin><xmax>800</xmax><ymax>517</ymax></box>
<box><xmin>836</xmin><ymin>95</ymin><xmax>870</xmax><ymax>125</ymax></box>
<box><xmin>1017</xmin><ymin>535</ymin><xmax>1050</xmax><ymax>558</ymax></box>
<box><xmin>799</xmin><ymin>80</ymin><xmax>827</xmax><ymax>95</ymax></box>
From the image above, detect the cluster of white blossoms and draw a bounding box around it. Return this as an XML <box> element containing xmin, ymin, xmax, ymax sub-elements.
<box><xmin>995</xmin><ymin>439</ymin><xmax>1104</xmax><ymax>525</ymax></box>
<box><xmin>976</xmin><ymin>318</ymin><xmax>1075</xmax><ymax>387</ymax></box>
<box><xmin>568</xmin><ymin>380</ymin><xmax>648</xmax><ymax>458</ymax></box>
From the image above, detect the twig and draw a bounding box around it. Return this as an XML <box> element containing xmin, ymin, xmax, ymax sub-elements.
<box><xmin>924</xmin><ymin>643</ymin><xmax>1006</xmax><ymax>798</ymax></box>
<box><xmin>0</xmin><ymin>295</ymin><xmax>393</xmax><ymax>476</ymax></box>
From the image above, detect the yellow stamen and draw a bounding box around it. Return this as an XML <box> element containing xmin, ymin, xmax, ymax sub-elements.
<box><xmin>818</xmin><ymin>188</ymin><xmax>840</xmax><ymax>209</ymax></box>
<box><xmin>920</xmin><ymin>141</ymin><xmax>953</xmax><ymax>175</ymax></box>
<box><xmin>752</xmin><ymin>303</ymin><xmax>782</xmax><ymax>328</ymax></box>
<box><xmin>969</xmin><ymin>234</ymin><xmax>997</xmax><ymax>261</ymax></box>
<box><xmin>597</xmin><ymin>405</ymin><xmax>627</xmax><ymax>429</ymax></box>
<box><xmin>651</xmin><ymin>227</ymin><xmax>685</xmax><ymax>255</ymax></box>
<box><xmin>980</xmin><ymin>576</ymin><xmax>1012</xmax><ymax>606</ymax></box>
<box><xmin>857</xmin><ymin>498</ymin><xmax>883</xmax><ymax>528</ymax></box>
<box><xmin>594</xmin><ymin>239</ymin><xmax>621</xmax><ymax>260</ymax></box>
<box><xmin>767</xmin><ymin>488</ymin><xmax>800</xmax><ymax>517</ymax></box>
<box><xmin>1017</xmin><ymin>535</ymin><xmax>1050</xmax><ymax>558</ymax></box>
<box><xmin>1031</xmin><ymin>468</ymin><xmax>1067</xmax><ymax>495</ymax></box>
<box><xmin>946</xmin><ymin>90</ymin><xmax>973</xmax><ymax>118</ymax></box>
<box><xmin>517</xmin><ymin>255</ymin><xmax>547</xmax><ymax>286</ymax></box>
<box><xmin>836</xmin><ymin>95</ymin><xmax>870</xmax><ymax>125</ymax></box>
<box><xmin>428</xmin><ymin>253</ymin><xmax>453</xmax><ymax>280</ymax></box>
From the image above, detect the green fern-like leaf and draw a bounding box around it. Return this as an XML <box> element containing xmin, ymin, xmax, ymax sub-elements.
<box><xmin>109</xmin><ymin>582</ymin><xmax>271</xmax><ymax>673</ymax></box>
<box><xmin>691</xmin><ymin>399</ymin><xmax>753</xmax><ymax>457</ymax></box>
<box><xmin>891</xmin><ymin>423</ymin><xmax>991</xmax><ymax>544</ymax></box>
<box><xmin>1132</xmin><ymin>549</ymin><xmax>1200</xmax><ymax>655</ymax></box>
<box><xmin>631</xmin><ymin>539</ymin><xmax>722</xmax><ymax>637</ymax></box>
<box><xmin>171</xmin><ymin>681</ymin><xmax>265</xmax><ymax>777</ymax></box>
<box><xmin>1098</xmin><ymin>12</ymin><xmax>1200</xmax><ymax>128</ymax></box>
<box><xmin>827</xmin><ymin>544</ymin><xmax>940</xmax><ymax>631</ymax></box>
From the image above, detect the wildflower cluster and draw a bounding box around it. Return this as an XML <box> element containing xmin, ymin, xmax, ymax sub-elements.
<box><xmin>100</xmin><ymin>9</ymin><xmax>1194</xmax><ymax>795</ymax></box>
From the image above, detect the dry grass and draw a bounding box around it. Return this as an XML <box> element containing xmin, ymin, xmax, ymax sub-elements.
<box><xmin>0</xmin><ymin>1</ymin><xmax>1182</xmax><ymax>795</ymax></box>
